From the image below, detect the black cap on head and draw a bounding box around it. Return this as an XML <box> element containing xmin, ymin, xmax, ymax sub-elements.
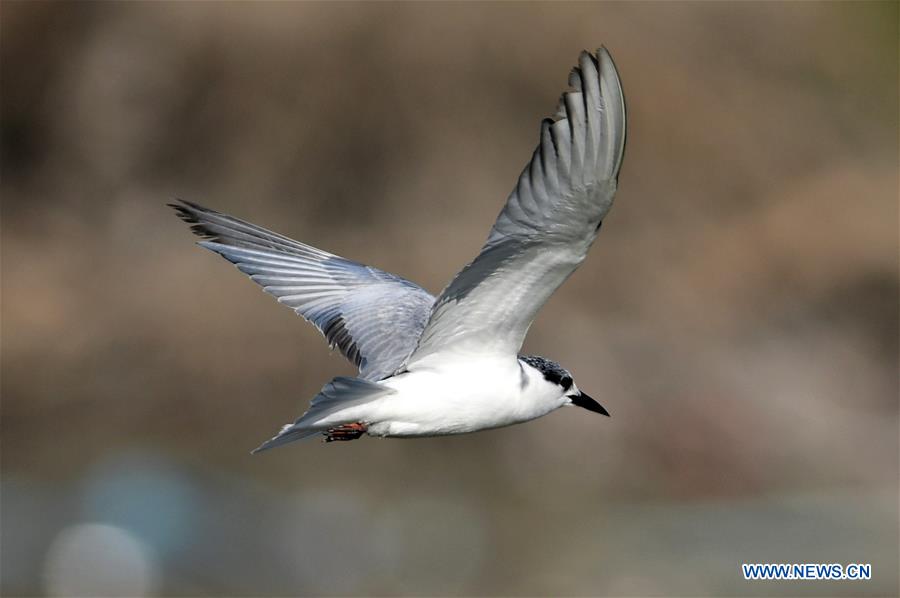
<box><xmin>519</xmin><ymin>355</ymin><xmax>573</xmax><ymax>390</ymax></box>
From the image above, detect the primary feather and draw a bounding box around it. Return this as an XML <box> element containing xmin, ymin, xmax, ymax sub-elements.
<box><xmin>170</xmin><ymin>200</ymin><xmax>435</xmax><ymax>380</ymax></box>
<box><xmin>406</xmin><ymin>48</ymin><xmax>626</xmax><ymax>367</ymax></box>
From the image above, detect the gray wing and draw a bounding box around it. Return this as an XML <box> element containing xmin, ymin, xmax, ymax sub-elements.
<box><xmin>171</xmin><ymin>201</ymin><xmax>435</xmax><ymax>380</ymax></box>
<box><xmin>405</xmin><ymin>48</ymin><xmax>626</xmax><ymax>367</ymax></box>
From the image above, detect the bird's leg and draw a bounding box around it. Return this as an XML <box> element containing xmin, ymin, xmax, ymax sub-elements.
<box><xmin>324</xmin><ymin>422</ymin><xmax>368</xmax><ymax>442</ymax></box>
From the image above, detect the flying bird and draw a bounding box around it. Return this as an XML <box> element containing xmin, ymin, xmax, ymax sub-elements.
<box><xmin>172</xmin><ymin>47</ymin><xmax>626</xmax><ymax>452</ymax></box>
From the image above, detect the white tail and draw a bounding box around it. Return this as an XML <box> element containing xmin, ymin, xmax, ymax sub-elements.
<box><xmin>252</xmin><ymin>377</ymin><xmax>394</xmax><ymax>453</ymax></box>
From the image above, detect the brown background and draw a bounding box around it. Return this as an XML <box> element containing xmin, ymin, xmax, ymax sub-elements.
<box><xmin>2</xmin><ymin>2</ymin><xmax>897</xmax><ymax>596</ymax></box>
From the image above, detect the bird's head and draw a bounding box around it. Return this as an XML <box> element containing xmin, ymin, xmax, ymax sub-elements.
<box><xmin>518</xmin><ymin>355</ymin><xmax>610</xmax><ymax>416</ymax></box>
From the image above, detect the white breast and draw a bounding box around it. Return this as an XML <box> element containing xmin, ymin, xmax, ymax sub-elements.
<box><xmin>365</xmin><ymin>354</ymin><xmax>567</xmax><ymax>437</ymax></box>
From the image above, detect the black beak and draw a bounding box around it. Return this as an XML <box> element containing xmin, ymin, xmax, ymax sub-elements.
<box><xmin>569</xmin><ymin>391</ymin><xmax>610</xmax><ymax>416</ymax></box>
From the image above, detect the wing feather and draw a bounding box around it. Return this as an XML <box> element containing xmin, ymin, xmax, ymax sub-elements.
<box><xmin>405</xmin><ymin>48</ymin><xmax>626</xmax><ymax>366</ymax></box>
<box><xmin>172</xmin><ymin>201</ymin><xmax>434</xmax><ymax>380</ymax></box>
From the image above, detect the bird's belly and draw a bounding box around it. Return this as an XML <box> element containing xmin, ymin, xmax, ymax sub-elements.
<box><xmin>366</xmin><ymin>360</ymin><xmax>562</xmax><ymax>437</ymax></box>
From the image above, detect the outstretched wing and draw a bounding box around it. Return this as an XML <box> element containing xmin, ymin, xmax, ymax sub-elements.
<box><xmin>171</xmin><ymin>201</ymin><xmax>435</xmax><ymax>380</ymax></box>
<box><xmin>405</xmin><ymin>48</ymin><xmax>626</xmax><ymax>367</ymax></box>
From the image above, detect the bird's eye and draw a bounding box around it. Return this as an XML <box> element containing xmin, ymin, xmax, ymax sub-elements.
<box><xmin>560</xmin><ymin>376</ymin><xmax>573</xmax><ymax>390</ymax></box>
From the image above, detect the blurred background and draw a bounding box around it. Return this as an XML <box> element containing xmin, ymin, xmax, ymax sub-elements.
<box><xmin>2</xmin><ymin>2</ymin><xmax>897</xmax><ymax>596</ymax></box>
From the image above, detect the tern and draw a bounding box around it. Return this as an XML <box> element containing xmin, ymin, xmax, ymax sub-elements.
<box><xmin>172</xmin><ymin>48</ymin><xmax>626</xmax><ymax>452</ymax></box>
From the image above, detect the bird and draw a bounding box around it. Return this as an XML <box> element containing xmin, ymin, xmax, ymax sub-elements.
<box><xmin>171</xmin><ymin>47</ymin><xmax>626</xmax><ymax>452</ymax></box>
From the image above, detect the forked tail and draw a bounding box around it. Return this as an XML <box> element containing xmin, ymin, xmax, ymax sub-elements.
<box><xmin>252</xmin><ymin>377</ymin><xmax>394</xmax><ymax>453</ymax></box>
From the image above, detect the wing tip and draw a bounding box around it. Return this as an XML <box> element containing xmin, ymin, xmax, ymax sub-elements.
<box><xmin>579</xmin><ymin>49</ymin><xmax>600</xmax><ymax>73</ymax></box>
<box><xmin>595</xmin><ymin>46</ymin><xmax>627</xmax><ymax>180</ymax></box>
<box><xmin>567</xmin><ymin>46</ymin><xmax>625</xmax><ymax>182</ymax></box>
<box><xmin>168</xmin><ymin>198</ymin><xmax>217</xmax><ymax>218</ymax></box>
<box><xmin>169</xmin><ymin>199</ymin><xmax>228</xmax><ymax>242</ymax></box>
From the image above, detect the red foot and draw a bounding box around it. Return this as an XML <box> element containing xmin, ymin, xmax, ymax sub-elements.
<box><xmin>324</xmin><ymin>422</ymin><xmax>367</xmax><ymax>442</ymax></box>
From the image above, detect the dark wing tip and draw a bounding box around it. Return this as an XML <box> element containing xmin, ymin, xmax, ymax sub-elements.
<box><xmin>596</xmin><ymin>46</ymin><xmax>613</xmax><ymax>64</ymax></box>
<box><xmin>169</xmin><ymin>199</ymin><xmax>226</xmax><ymax>241</ymax></box>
